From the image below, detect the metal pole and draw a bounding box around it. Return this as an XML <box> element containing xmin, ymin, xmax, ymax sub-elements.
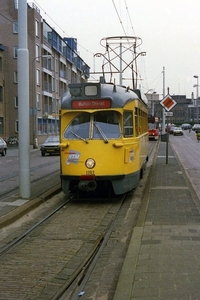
<box><xmin>197</xmin><ymin>77</ymin><xmax>199</xmax><ymax>124</ymax></box>
<box><xmin>162</xmin><ymin>66</ymin><xmax>166</xmax><ymax>134</ymax></box>
<box><xmin>194</xmin><ymin>75</ymin><xmax>199</xmax><ymax>123</ymax></box>
<box><xmin>166</xmin><ymin>87</ymin><xmax>170</xmax><ymax>165</ymax></box>
<box><xmin>18</xmin><ymin>0</ymin><xmax>30</xmax><ymax>198</ymax></box>
<box><xmin>119</xmin><ymin>42</ymin><xmax>122</xmax><ymax>85</ymax></box>
<box><xmin>32</xmin><ymin>57</ymin><xmax>37</xmax><ymax>148</ymax></box>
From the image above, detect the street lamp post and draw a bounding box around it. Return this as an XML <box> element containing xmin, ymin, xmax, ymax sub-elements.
<box><xmin>32</xmin><ymin>54</ymin><xmax>51</xmax><ymax>148</ymax></box>
<box><xmin>151</xmin><ymin>91</ymin><xmax>157</xmax><ymax>116</ymax></box>
<box><xmin>193</xmin><ymin>75</ymin><xmax>199</xmax><ymax>123</ymax></box>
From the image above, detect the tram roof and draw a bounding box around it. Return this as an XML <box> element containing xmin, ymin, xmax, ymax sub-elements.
<box><xmin>61</xmin><ymin>82</ymin><xmax>148</xmax><ymax>109</ymax></box>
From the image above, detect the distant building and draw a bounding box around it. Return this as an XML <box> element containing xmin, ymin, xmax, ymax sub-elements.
<box><xmin>146</xmin><ymin>92</ymin><xmax>195</xmax><ymax>125</ymax></box>
<box><xmin>0</xmin><ymin>1</ymin><xmax>90</xmax><ymax>145</ymax></box>
<box><xmin>155</xmin><ymin>95</ymin><xmax>192</xmax><ymax>125</ymax></box>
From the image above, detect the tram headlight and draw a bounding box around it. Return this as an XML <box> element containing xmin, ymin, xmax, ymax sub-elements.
<box><xmin>85</xmin><ymin>158</ymin><xmax>95</xmax><ymax>169</ymax></box>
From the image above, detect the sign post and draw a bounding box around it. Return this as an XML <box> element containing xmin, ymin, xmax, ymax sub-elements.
<box><xmin>160</xmin><ymin>94</ymin><xmax>177</xmax><ymax>164</ymax></box>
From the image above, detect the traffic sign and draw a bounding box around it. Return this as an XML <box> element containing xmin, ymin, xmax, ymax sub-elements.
<box><xmin>164</xmin><ymin>112</ymin><xmax>173</xmax><ymax>116</ymax></box>
<box><xmin>160</xmin><ymin>94</ymin><xmax>177</xmax><ymax>112</ymax></box>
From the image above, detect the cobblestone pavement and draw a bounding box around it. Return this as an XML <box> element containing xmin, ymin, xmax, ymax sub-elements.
<box><xmin>114</xmin><ymin>140</ymin><xmax>200</xmax><ymax>300</ymax></box>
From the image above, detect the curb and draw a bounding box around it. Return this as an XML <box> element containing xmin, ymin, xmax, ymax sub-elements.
<box><xmin>0</xmin><ymin>184</ymin><xmax>61</xmax><ymax>229</ymax></box>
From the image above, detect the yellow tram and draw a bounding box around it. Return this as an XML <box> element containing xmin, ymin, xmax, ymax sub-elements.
<box><xmin>59</xmin><ymin>81</ymin><xmax>149</xmax><ymax>196</ymax></box>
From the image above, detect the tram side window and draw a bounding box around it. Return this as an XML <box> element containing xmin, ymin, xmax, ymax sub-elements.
<box><xmin>124</xmin><ymin>111</ymin><xmax>133</xmax><ymax>137</ymax></box>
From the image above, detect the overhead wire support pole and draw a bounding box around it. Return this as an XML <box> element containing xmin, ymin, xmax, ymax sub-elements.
<box><xmin>95</xmin><ymin>36</ymin><xmax>145</xmax><ymax>89</ymax></box>
<box><xmin>18</xmin><ymin>0</ymin><xmax>30</xmax><ymax>198</ymax></box>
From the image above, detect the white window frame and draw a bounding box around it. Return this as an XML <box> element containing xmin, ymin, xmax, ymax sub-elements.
<box><xmin>52</xmin><ymin>77</ymin><xmax>55</xmax><ymax>91</ymax></box>
<box><xmin>15</xmin><ymin>120</ymin><xmax>19</xmax><ymax>133</ymax></box>
<box><xmin>14</xmin><ymin>47</ymin><xmax>18</xmax><ymax>58</ymax></box>
<box><xmin>55</xmin><ymin>79</ymin><xmax>58</xmax><ymax>93</ymax></box>
<box><xmin>36</xmin><ymin>44</ymin><xmax>40</xmax><ymax>60</ymax></box>
<box><xmin>14</xmin><ymin>0</ymin><xmax>18</xmax><ymax>9</ymax></box>
<box><xmin>55</xmin><ymin>58</ymin><xmax>58</xmax><ymax>73</ymax></box>
<box><xmin>14</xmin><ymin>71</ymin><xmax>18</xmax><ymax>83</ymax></box>
<box><xmin>13</xmin><ymin>21</ymin><xmax>18</xmax><ymax>33</ymax></box>
<box><xmin>37</xmin><ymin>93</ymin><xmax>41</xmax><ymax>110</ymax></box>
<box><xmin>36</xmin><ymin>69</ymin><xmax>40</xmax><ymax>86</ymax></box>
<box><xmin>14</xmin><ymin>96</ymin><xmax>18</xmax><ymax>107</ymax></box>
<box><xmin>35</xmin><ymin>19</ymin><xmax>39</xmax><ymax>37</ymax></box>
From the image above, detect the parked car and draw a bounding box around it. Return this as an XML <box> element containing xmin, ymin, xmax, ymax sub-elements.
<box><xmin>181</xmin><ymin>123</ymin><xmax>192</xmax><ymax>130</ymax></box>
<box><xmin>40</xmin><ymin>136</ymin><xmax>60</xmax><ymax>156</ymax></box>
<box><xmin>192</xmin><ymin>124</ymin><xmax>200</xmax><ymax>131</ymax></box>
<box><xmin>169</xmin><ymin>126</ymin><xmax>176</xmax><ymax>134</ymax></box>
<box><xmin>173</xmin><ymin>127</ymin><xmax>183</xmax><ymax>136</ymax></box>
<box><xmin>0</xmin><ymin>137</ymin><xmax>7</xmax><ymax>156</ymax></box>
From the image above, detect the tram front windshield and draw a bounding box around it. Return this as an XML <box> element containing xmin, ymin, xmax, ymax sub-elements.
<box><xmin>64</xmin><ymin>111</ymin><xmax>121</xmax><ymax>140</ymax></box>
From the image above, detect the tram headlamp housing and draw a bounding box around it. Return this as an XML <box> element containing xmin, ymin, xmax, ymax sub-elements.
<box><xmin>85</xmin><ymin>158</ymin><xmax>95</xmax><ymax>169</ymax></box>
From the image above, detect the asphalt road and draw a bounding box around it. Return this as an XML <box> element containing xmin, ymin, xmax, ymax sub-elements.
<box><xmin>167</xmin><ymin>129</ymin><xmax>200</xmax><ymax>200</ymax></box>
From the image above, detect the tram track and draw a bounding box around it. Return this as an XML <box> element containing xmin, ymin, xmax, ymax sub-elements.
<box><xmin>0</xmin><ymin>141</ymin><xmax>157</xmax><ymax>300</ymax></box>
<box><xmin>0</xmin><ymin>194</ymin><xmax>74</xmax><ymax>258</ymax></box>
<box><xmin>0</xmin><ymin>160</ymin><xmax>58</xmax><ymax>182</ymax></box>
<box><xmin>0</xmin><ymin>193</ymin><xmax>129</xmax><ymax>300</ymax></box>
<box><xmin>52</xmin><ymin>194</ymin><xmax>127</xmax><ymax>300</ymax></box>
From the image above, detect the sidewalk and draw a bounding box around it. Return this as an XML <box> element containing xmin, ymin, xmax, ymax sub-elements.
<box><xmin>0</xmin><ymin>172</ymin><xmax>61</xmax><ymax>229</ymax></box>
<box><xmin>114</xmin><ymin>141</ymin><xmax>200</xmax><ymax>300</ymax></box>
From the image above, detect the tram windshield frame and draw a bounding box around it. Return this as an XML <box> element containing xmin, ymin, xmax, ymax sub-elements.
<box><xmin>63</xmin><ymin>111</ymin><xmax>121</xmax><ymax>141</ymax></box>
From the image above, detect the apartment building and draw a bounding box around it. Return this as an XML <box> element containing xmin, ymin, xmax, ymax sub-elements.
<box><xmin>0</xmin><ymin>45</ymin><xmax>6</xmax><ymax>137</ymax></box>
<box><xmin>0</xmin><ymin>0</ymin><xmax>90</xmax><ymax>145</ymax></box>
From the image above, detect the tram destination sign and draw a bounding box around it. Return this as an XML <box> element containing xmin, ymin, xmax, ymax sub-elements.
<box><xmin>160</xmin><ymin>94</ymin><xmax>177</xmax><ymax>112</ymax></box>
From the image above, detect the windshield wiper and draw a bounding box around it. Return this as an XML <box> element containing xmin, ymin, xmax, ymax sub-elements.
<box><xmin>69</xmin><ymin>130</ymin><xmax>89</xmax><ymax>143</ymax></box>
<box><xmin>94</xmin><ymin>122</ymin><xmax>108</xmax><ymax>143</ymax></box>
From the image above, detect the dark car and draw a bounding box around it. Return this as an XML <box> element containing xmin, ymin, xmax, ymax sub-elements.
<box><xmin>0</xmin><ymin>137</ymin><xmax>7</xmax><ymax>156</ymax></box>
<box><xmin>40</xmin><ymin>136</ymin><xmax>60</xmax><ymax>156</ymax></box>
<box><xmin>181</xmin><ymin>123</ymin><xmax>192</xmax><ymax>130</ymax></box>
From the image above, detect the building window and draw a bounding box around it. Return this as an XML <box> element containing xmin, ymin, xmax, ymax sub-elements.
<box><xmin>14</xmin><ymin>71</ymin><xmax>18</xmax><ymax>83</ymax></box>
<box><xmin>36</xmin><ymin>69</ymin><xmax>40</xmax><ymax>85</ymax></box>
<box><xmin>37</xmin><ymin>93</ymin><xmax>41</xmax><ymax>110</ymax></box>
<box><xmin>15</xmin><ymin>96</ymin><xmax>18</xmax><ymax>107</ymax></box>
<box><xmin>0</xmin><ymin>86</ymin><xmax>3</xmax><ymax>102</ymax></box>
<box><xmin>36</xmin><ymin>44</ymin><xmax>40</xmax><ymax>59</ymax></box>
<box><xmin>55</xmin><ymin>79</ymin><xmax>58</xmax><ymax>93</ymax></box>
<box><xmin>55</xmin><ymin>58</ymin><xmax>58</xmax><ymax>73</ymax></box>
<box><xmin>0</xmin><ymin>117</ymin><xmax>3</xmax><ymax>134</ymax></box>
<box><xmin>14</xmin><ymin>0</ymin><xmax>18</xmax><ymax>9</ymax></box>
<box><xmin>14</xmin><ymin>47</ymin><xmax>18</xmax><ymax>58</ymax></box>
<box><xmin>35</xmin><ymin>20</ymin><xmax>39</xmax><ymax>37</ymax></box>
<box><xmin>13</xmin><ymin>21</ymin><xmax>18</xmax><ymax>33</ymax></box>
<box><xmin>51</xmin><ymin>56</ymin><xmax>55</xmax><ymax>71</ymax></box>
<box><xmin>15</xmin><ymin>120</ymin><xmax>19</xmax><ymax>132</ymax></box>
<box><xmin>52</xmin><ymin>77</ymin><xmax>55</xmax><ymax>91</ymax></box>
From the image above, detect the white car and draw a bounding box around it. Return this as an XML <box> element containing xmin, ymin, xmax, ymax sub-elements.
<box><xmin>40</xmin><ymin>136</ymin><xmax>60</xmax><ymax>156</ymax></box>
<box><xmin>173</xmin><ymin>127</ymin><xmax>183</xmax><ymax>136</ymax></box>
<box><xmin>0</xmin><ymin>137</ymin><xmax>7</xmax><ymax>156</ymax></box>
<box><xmin>192</xmin><ymin>124</ymin><xmax>200</xmax><ymax>131</ymax></box>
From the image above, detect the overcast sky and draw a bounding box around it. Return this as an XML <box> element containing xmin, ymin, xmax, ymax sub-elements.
<box><xmin>32</xmin><ymin>0</ymin><xmax>200</xmax><ymax>99</ymax></box>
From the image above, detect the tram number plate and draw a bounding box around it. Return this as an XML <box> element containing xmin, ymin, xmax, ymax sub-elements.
<box><xmin>86</xmin><ymin>171</ymin><xmax>94</xmax><ymax>175</ymax></box>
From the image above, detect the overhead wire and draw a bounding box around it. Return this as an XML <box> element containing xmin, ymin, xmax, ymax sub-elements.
<box><xmin>33</xmin><ymin>0</ymin><xmax>94</xmax><ymax>57</ymax></box>
<box><xmin>111</xmin><ymin>0</ymin><xmax>144</xmax><ymax>88</ymax></box>
<box><xmin>124</xmin><ymin>0</ymin><xmax>136</xmax><ymax>37</ymax></box>
<box><xmin>112</xmin><ymin>0</ymin><xmax>127</xmax><ymax>37</ymax></box>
